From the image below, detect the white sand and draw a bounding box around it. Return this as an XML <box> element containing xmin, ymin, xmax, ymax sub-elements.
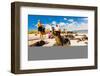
<box><xmin>28</xmin><ymin>33</ymin><xmax>88</xmax><ymax>47</ymax></box>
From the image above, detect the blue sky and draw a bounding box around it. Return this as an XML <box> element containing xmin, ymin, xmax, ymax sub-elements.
<box><xmin>28</xmin><ymin>14</ymin><xmax>88</xmax><ymax>31</ymax></box>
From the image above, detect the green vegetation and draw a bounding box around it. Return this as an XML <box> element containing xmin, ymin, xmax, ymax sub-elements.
<box><xmin>28</xmin><ymin>30</ymin><xmax>38</xmax><ymax>34</ymax></box>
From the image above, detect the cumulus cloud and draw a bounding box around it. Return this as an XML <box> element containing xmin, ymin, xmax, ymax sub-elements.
<box><xmin>68</xmin><ymin>19</ymin><xmax>74</xmax><ymax>22</ymax></box>
<box><xmin>58</xmin><ymin>22</ymin><xmax>66</xmax><ymax>31</ymax></box>
<box><xmin>66</xmin><ymin>23</ymin><xmax>77</xmax><ymax>31</ymax></box>
<box><xmin>56</xmin><ymin>20</ymin><xmax>88</xmax><ymax>31</ymax></box>
<box><xmin>83</xmin><ymin>18</ymin><xmax>88</xmax><ymax>21</ymax></box>
<box><xmin>65</xmin><ymin>22</ymin><xmax>88</xmax><ymax>31</ymax></box>
<box><xmin>58</xmin><ymin>22</ymin><xmax>66</xmax><ymax>27</ymax></box>
<box><xmin>64</xmin><ymin>18</ymin><xmax>67</xmax><ymax>20</ymax></box>
<box><xmin>34</xmin><ymin>24</ymin><xmax>37</xmax><ymax>27</ymax></box>
<box><xmin>52</xmin><ymin>21</ymin><xmax>56</xmax><ymax>25</ymax></box>
<box><xmin>44</xmin><ymin>19</ymin><xmax>88</xmax><ymax>31</ymax></box>
<box><xmin>45</xmin><ymin>24</ymin><xmax>52</xmax><ymax>31</ymax></box>
<box><xmin>77</xmin><ymin>22</ymin><xmax>88</xmax><ymax>30</ymax></box>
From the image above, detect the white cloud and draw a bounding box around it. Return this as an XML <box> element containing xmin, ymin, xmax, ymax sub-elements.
<box><xmin>83</xmin><ymin>18</ymin><xmax>88</xmax><ymax>21</ymax></box>
<box><xmin>64</xmin><ymin>18</ymin><xmax>67</xmax><ymax>20</ymax></box>
<box><xmin>66</xmin><ymin>23</ymin><xmax>77</xmax><ymax>31</ymax></box>
<box><xmin>68</xmin><ymin>19</ymin><xmax>74</xmax><ymax>22</ymax></box>
<box><xmin>52</xmin><ymin>21</ymin><xmax>56</xmax><ymax>25</ymax></box>
<box><xmin>41</xmin><ymin>20</ymin><xmax>88</xmax><ymax>31</ymax></box>
<box><xmin>65</xmin><ymin>22</ymin><xmax>88</xmax><ymax>31</ymax></box>
<box><xmin>45</xmin><ymin>24</ymin><xmax>52</xmax><ymax>31</ymax></box>
<box><xmin>58</xmin><ymin>22</ymin><xmax>67</xmax><ymax>31</ymax></box>
<box><xmin>34</xmin><ymin>24</ymin><xmax>37</xmax><ymax>27</ymax></box>
<box><xmin>58</xmin><ymin>22</ymin><xmax>66</xmax><ymax>27</ymax></box>
<box><xmin>77</xmin><ymin>22</ymin><xmax>88</xmax><ymax>30</ymax></box>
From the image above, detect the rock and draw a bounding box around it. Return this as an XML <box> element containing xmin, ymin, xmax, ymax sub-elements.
<box><xmin>65</xmin><ymin>34</ymin><xmax>75</xmax><ymax>40</ymax></box>
<box><xmin>55</xmin><ymin>36</ymin><xmax>63</xmax><ymax>46</ymax></box>
<box><xmin>30</xmin><ymin>40</ymin><xmax>46</xmax><ymax>47</ymax></box>
<box><xmin>55</xmin><ymin>35</ymin><xmax>71</xmax><ymax>46</ymax></box>
<box><xmin>61</xmin><ymin>36</ymin><xmax>71</xmax><ymax>46</ymax></box>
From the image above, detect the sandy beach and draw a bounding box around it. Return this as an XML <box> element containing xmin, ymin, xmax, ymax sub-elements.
<box><xmin>28</xmin><ymin>32</ymin><xmax>88</xmax><ymax>47</ymax></box>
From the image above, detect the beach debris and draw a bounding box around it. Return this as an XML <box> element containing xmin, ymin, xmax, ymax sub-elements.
<box><xmin>76</xmin><ymin>38</ymin><xmax>82</xmax><ymax>43</ymax></box>
<box><xmin>81</xmin><ymin>35</ymin><xmax>88</xmax><ymax>41</ymax></box>
<box><xmin>75</xmin><ymin>33</ymin><xmax>78</xmax><ymax>36</ymax></box>
<box><xmin>76</xmin><ymin>35</ymin><xmax>88</xmax><ymax>43</ymax></box>
<box><xmin>84</xmin><ymin>42</ymin><xmax>88</xmax><ymax>44</ymax></box>
<box><xmin>65</xmin><ymin>34</ymin><xmax>75</xmax><ymax>40</ymax></box>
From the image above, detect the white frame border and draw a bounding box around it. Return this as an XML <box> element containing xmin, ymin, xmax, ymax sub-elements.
<box><xmin>20</xmin><ymin>6</ymin><xmax>95</xmax><ymax>70</ymax></box>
